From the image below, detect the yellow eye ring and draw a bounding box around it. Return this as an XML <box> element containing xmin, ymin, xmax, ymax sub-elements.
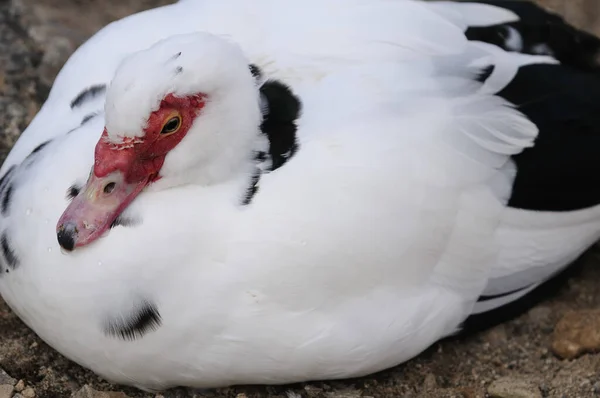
<box><xmin>160</xmin><ymin>113</ymin><xmax>182</xmax><ymax>135</ymax></box>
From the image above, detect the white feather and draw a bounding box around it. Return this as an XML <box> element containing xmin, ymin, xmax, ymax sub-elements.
<box><xmin>428</xmin><ymin>1</ymin><xmax>520</xmax><ymax>28</ymax></box>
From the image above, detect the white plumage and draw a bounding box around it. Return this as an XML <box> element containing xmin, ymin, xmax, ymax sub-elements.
<box><xmin>0</xmin><ymin>0</ymin><xmax>598</xmax><ymax>391</ymax></box>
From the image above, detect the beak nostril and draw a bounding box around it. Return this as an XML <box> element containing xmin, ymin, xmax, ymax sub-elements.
<box><xmin>103</xmin><ymin>182</ymin><xmax>116</xmax><ymax>194</ymax></box>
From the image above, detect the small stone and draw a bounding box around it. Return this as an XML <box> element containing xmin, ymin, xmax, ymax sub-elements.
<box><xmin>552</xmin><ymin>309</ymin><xmax>600</xmax><ymax>359</ymax></box>
<box><xmin>21</xmin><ymin>387</ymin><xmax>35</xmax><ymax>398</ymax></box>
<box><xmin>538</xmin><ymin>383</ymin><xmax>551</xmax><ymax>397</ymax></box>
<box><xmin>304</xmin><ymin>385</ymin><xmax>324</xmax><ymax>396</ymax></box>
<box><xmin>14</xmin><ymin>380</ymin><xmax>24</xmax><ymax>392</ymax></box>
<box><xmin>325</xmin><ymin>388</ymin><xmax>362</xmax><ymax>398</ymax></box>
<box><xmin>236</xmin><ymin>394</ymin><xmax>248</xmax><ymax>398</ymax></box>
<box><xmin>423</xmin><ymin>373</ymin><xmax>438</xmax><ymax>391</ymax></box>
<box><xmin>0</xmin><ymin>384</ymin><xmax>13</xmax><ymax>398</ymax></box>
<box><xmin>482</xmin><ymin>325</ymin><xmax>508</xmax><ymax>345</ymax></box>
<box><xmin>528</xmin><ymin>306</ymin><xmax>552</xmax><ymax>324</ymax></box>
<box><xmin>71</xmin><ymin>385</ymin><xmax>131</xmax><ymax>398</ymax></box>
<box><xmin>0</xmin><ymin>369</ymin><xmax>15</xmax><ymax>386</ymax></box>
<box><xmin>487</xmin><ymin>377</ymin><xmax>542</xmax><ymax>398</ymax></box>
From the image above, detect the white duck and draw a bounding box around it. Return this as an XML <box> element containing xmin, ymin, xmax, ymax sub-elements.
<box><xmin>0</xmin><ymin>0</ymin><xmax>598</xmax><ymax>391</ymax></box>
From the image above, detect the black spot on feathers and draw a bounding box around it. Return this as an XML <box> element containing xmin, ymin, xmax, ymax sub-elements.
<box><xmin>66</xmin><ymin>184</ymin><xmax>81</xmax><ymax>200</ymax></box>
<box><xmin>1</xmin><ymin>232</ymin><xmax>18</xmax><ymax>270</ymax></box>
<box><xmin>30</xmin><ymin>140</ymin><xmax>50</xmax><ymax>156</ymax></box>
<box><xmin>24</xmin><ymin>140</ymin><xmax>52</xmax><ymax>168</ymax></box>
<box><xmin>81</xmin><ymin>112</ymin><xmax>99</xmax><ymax>125</ymax></box>
<box><xmin>465</xmin><ymin>0</ymin><xmax>600</xmax><ymax>73</ymax></box>
<box><xmin>110</xmin><ymin>215</ymin><xmax>140</xmax><ymax>229</ymax></box>
<box><xmin>70</xmin><ymin>84</ymin><xmax>107</xmax><ymax>109</ymax></box>
<box><xmin>242</xmin><ymin>169</ymin><xmax>261</xmax><ymax>206</ymax></box>
<box><xmin>1</xmin><ymin>185</ymin><xmax>12</xmax><ymax>216</ymax></box>
<box><xmin>254</xmin><ymin>151</ymin><xmax>267</xmax><ymax>162</ymax></box>
<box><xmin>249</xmin><ymin>64</ymin><xmax>262</xmax><ymax>80</ymax></box>
<box><xmin>104</xmin><ymin>300</ymin><xmax>162</xmax><ymax>341</ymax></box>
<box><xmin>0</xmin><ymin>166</ymin><xmax>16</xmax><ymax>216</ymax></box>
<box><xmin>0</xmin><ymin>166</ymin><xmax>15</xmax><ymax>194</ymax></box>
<box><xmin>476</xmin><ymin>65</ymin><xmax>495</xmax><ymax>83</ymax></box>
<box><xmin>258</xmin><ymin>80</ymin><xmax>302</xmax><ymax>171</ymax></box>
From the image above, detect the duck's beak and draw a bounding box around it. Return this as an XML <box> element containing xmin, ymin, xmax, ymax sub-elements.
<box><xmin>56</xmin><ymin>169</ymin><xmax>149</xmax><ymax>251</ymax></box>
<box><xmin>56</xmin><ymin>129</ymin><xmax>163</xmax><ymax>251</ymax></box>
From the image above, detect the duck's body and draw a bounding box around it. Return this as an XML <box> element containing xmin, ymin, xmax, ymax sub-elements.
<box><xmin>0</xmin><ymin>0</ymin><xmax>599</xmax><ymax>391</ymax></box>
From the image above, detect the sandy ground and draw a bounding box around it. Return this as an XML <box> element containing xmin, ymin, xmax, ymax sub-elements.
<box><xmin>1</xmin><ymin>0</ymin><xmax>600</xmax><ymax>397</ymax></box>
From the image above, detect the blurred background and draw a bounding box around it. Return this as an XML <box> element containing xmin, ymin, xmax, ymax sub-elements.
<box><xmin>0</xmin><ymin>1</ymin><xmax>600</xmax><ymax>397</ymax></box>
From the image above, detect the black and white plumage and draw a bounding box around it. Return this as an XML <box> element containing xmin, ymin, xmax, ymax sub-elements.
<box><xmin>463</xmin><ymin>0</ymin><xmax>600</xmax><ymax>73</ymax></box>
<box><xmin>442</xmin><ymin>0</ymin><xmax>600</xmax><ymax>324</ymax></box>
<box><xmin>0</xmin><ymin>0</ymin><xmax>599</xmax><ymax>392</ymax></box>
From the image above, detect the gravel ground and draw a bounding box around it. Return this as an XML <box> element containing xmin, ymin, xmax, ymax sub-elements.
<box><xmin>1</xmin><ymin>0</ymin><xmax>600</xmax><ymax>397</ymax></box>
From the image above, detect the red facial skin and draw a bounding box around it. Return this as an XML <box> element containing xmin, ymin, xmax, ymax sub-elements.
<box><xmin>56</xmin><ymin>93</ymin><xmax>205</xmax><ymax>251</ymax></box>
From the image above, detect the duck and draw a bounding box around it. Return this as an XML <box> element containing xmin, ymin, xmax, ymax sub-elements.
<box><xmin>0</xmin><ymin>0</ymin><xmax>599</xmax><ymax>391</ymax></box>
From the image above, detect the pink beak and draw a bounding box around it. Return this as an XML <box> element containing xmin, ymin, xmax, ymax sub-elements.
<box><xmin>56</xmin><ymin>170</ymin><xmax>148</xmax><ymax>251</ymax></box>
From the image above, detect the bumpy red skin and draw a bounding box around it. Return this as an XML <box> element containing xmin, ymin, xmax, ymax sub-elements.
<box><xmin>95</xmin><ymin>93</ymin><xmax>206</xmax><ymax>182</ymax></box>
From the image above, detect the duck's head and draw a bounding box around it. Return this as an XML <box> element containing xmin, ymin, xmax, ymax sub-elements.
<box><xmin>57</xmin><ymin>32</ymin><xmax>261</xmax><ymax>251</ymax></box>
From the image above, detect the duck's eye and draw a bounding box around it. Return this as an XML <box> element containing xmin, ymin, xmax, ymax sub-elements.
<box><xmin>161</xmin><ymin>115</ymin><xmax>182</xmax><ymax>135</ymax></box>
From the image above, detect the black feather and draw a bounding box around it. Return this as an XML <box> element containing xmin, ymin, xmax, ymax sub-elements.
<box><xmin>30</xmin><ymin>140</ymin><xmax>50</xmax><ymax>156</ymax></box>
<box><xmin>465</xmin><ymin>0</ymin><xmax>600</xmax><ymax>73</ymax></box>
<box><xmin>104</xmin><ymin>300</ymin><xmax>162</xmax><ymax>341</ymax></box>
<box><xmin>0</xmin><ymin>166</ymin><xmax>15</xmax><ymax>194</ymax></box>
<box><xmin>1</xmin><ymin>232</ymin><xmax>18</xmax><ymax>270</ymax></box>
<box><xmin>81</xmin><ymin>113</ymin><xmax>99</xmax><ymax>125</ymax></box>
<box><xmin>66</xmin><ymin>184</ymin><xmax>81</xmax><ymax>200</ymax></box>
<box><xmin>492</xmin><ymin>63</ymin><xmax>600</xmax><ymax>211</ymax></box>
<box><xmin>0</xmin><ymin>167</ymin><xmax>16</xmax><ymax>216</ymax></box>
<box><xmin>110</xmin><ymin>216</ymin><xmax>140</xmax><ymax>229</ymax></box>
<box><xmin>1</xmin><ymin>185</ymin><xmax>12</xmax><ymax>216</ymax></box>
<box><xmin>249</xmin><ymin>64</ymin><xmax>262</xmax><ymax>80</ymax></box>
<box><xmin>242</xmin><ymin>169</ymin><xmax>261</xmax><ymax>206</ymax></box>
<box><xmin>258</xmin><ymin>80</ymin><xmax>302</xmax><ymax>171</ymax></box>
<box><xmin>70</xmin><ymin>84</ymin><xmax>107</xmax><ymax>109</ymax></box>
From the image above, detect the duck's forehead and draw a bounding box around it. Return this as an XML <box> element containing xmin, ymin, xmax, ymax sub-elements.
<box><xmin>104</xmin><ymin>60</ymin><xmax>174</xmax><ymax>139</ymax></box>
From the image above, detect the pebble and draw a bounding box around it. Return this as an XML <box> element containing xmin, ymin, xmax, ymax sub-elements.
<box><xmin>71</xmin><ymin>385</ymin><xmax>131</xmax><ymax>398</ymax></box>
<box><xmin>423</xmin><ymin>373</ymin><xmax>438</xmax><ymax>391</ymax></box>
<box><xmin>0</xmin><ymin>369</ymin><xmax>15</xmax><ymax>386</ymax></box>
<box><xmin>0</xmin><ymin>384</ymin><xmax>12</xmax><ymax>398</ymax></box>
<box><xmin>21</xmin><ymin>387</ymin><xmax>35</xmax><ymax>398</ymax></box>
<box><xmin>552</xmin><ymin>309</ymin><xmax>600</xmax><ymax>359</ymax></box>
<box><xmin>528</xmin><ymin>306</ymin><xmax>552</xmax><ymax>325</ymax></box>
<box><xmin>14</xmin><ymin>380</ymin><xmax>24</xmax><ymax>392</ymax></box>
<box><xmin>487</xmin><ymin>377</ymin><xmax>542</xmax><ymax>398</ymax></box>
<box><xmin>482</xmin><ymin>325</ymin><xmax>508</xmax><ymax>345</ymax></box>
<box><xmin>324</xmin><ymin>388</ymin><xmax>363</xmax><ymax>398</ymax></box>
<box><xmin>304</xmin><ymin>385</ymin><xmax>324</xmax><ymax>396</ymax></box>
